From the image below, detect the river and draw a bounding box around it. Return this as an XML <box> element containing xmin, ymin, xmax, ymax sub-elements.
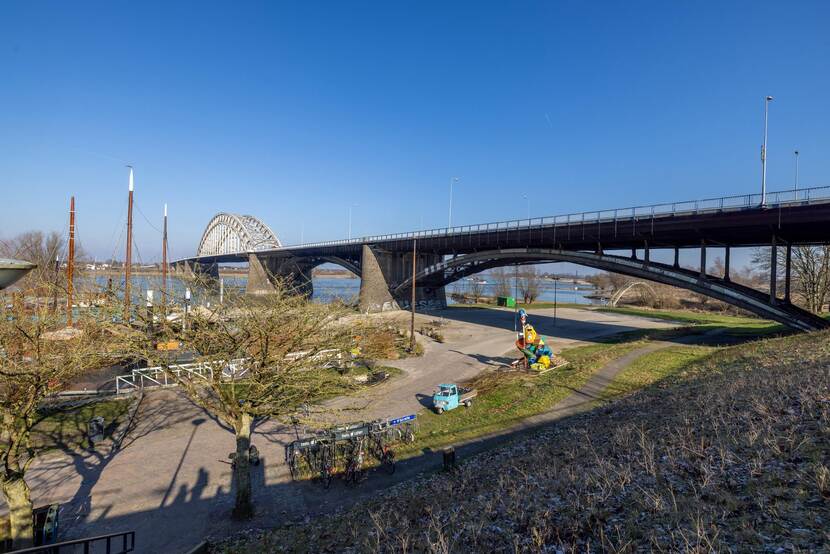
<box><xmin>88</xmin><ymin>275</ymin><xmax>600</xmax><ymax>306</ymax></box>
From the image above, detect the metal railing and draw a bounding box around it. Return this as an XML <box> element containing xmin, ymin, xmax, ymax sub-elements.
<box><xmin>176</xmin><ymin>185</ymin><xmax>830</xmax><ymax>261</ymax></box>
<box><xmin>8</xmin><ymin>531</ymin><xmax>135</xmax><ymax>554</ymax></box>
<box><xmin>115</xmin><ymin>359</ymin><xmax>247</xmax><ymax>394</ymax></box>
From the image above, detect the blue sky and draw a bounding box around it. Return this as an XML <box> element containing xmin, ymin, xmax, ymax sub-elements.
<box><xmin>1</xmin><ymin>1</ymin><xmax>828</xmax><ymax>267</ymax></box>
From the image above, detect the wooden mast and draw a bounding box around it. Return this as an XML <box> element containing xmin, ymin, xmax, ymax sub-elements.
<box><xmin>124</xmin><ymin>166</ymin><xmax>134</xmax><ymax>321</ymax></box>
<box><xmin>162</xmin><ymin>203</ymin><xmax>168</xmax><ymax>306</ymax></box>
<box><xmin>67</xmin><ymin>196</ymin><xmax>75</xmax><ymax>326</ymax></box>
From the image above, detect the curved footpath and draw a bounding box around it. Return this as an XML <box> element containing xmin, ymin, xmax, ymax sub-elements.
<box><xmin>23</xmin><ymin>307</ymin><xmax>677</xmax><ymax>554</ymax></box>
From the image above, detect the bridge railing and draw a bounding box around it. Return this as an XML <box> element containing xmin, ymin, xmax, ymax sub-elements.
<box><xmin>177</xmin><ymin>186</ymin><xmax>830</xmax><ymax>261</ymax></box>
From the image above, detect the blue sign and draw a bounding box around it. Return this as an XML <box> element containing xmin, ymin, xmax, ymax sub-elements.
<box><xmin>389</xmin><ymin>414</ymin><xmax>416</xmax><ymax>426</ymax></box>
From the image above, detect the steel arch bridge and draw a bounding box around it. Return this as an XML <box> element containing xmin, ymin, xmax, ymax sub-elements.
<box><xmin>196</xmin><ymin>213</ymin><xmax>282</xmax><ymax>257</ymax></box>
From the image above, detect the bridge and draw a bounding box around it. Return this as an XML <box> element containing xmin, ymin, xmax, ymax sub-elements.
<box><xmin>173</xmin><ymin>186</ymin><xmax>830</xmax><ymax>331</ymax></box>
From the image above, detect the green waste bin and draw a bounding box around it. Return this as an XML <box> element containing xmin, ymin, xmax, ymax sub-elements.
<box><xmin>497</xmin><ymin>296</ymin><xmax>516</xmax><ymax>308</ymax></box>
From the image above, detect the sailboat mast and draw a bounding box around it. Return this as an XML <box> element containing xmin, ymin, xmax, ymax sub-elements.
<box><xmin>124</xmin><ymin>166</ymin><xmax>134</xmax><ymax>321</ymax></box>
<box><xmin>67</xmin><ymin>196</ymin><xmax>75</xmax><ymax>326</ymax></box>
<box><xmin>162</xmin><ymin>203</ymin><xmax>168</xmax><ymax>303</ymax></box>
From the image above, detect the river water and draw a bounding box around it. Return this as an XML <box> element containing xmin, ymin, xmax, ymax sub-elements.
<box><xmin>90</xmin><ymin>275</ymin><xmax>600</xmax><ymax>306</ymax></box>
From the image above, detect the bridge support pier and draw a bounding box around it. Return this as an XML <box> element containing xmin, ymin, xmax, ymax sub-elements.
<box><xmin>358</xmin><ymin>245</ymin><xmax>446</xmax><ymax>313</ymax></box>
<box><xmin>246</xmin><ymin>254</ymin><xmax>314</xmax><ymax>297</ymax></box>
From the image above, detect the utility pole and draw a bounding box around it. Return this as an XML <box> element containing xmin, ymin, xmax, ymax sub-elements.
<box><xmin>448</xmin><ymin>177</ymin><xmax>460</xmax><ymax>228</ymax></box>
<box><xmin>67</xmin><ymin>196</ymin><xmax>75</xmax><ymax>326</ymax></box>
<box><xmin>794</xmin><ymin>150</ymin><xmax>800</xmax><ymax>193</ymax></box>
<box><xmin>124</xmin><ymin>166</ymin><xmax>134</xmax><ymax>322</ymax></box>
<box><xmin>761</xmin><ymin>96</ymin><xmax>773</xmax><ymax>206</ymax></box>
<box><xmin>348</xmin><ymin>204</ymin><xmax>358</xmax><ymax>240</ymax></box>
<box><xmin>409</xmin><ymin>239</ymin><xmax>417</xmax><ymax>352</ymax></box>
<box><xmin>162</xmin><ymin>203</ymin><xmax>168</xmax><ymax>308</ymax></box>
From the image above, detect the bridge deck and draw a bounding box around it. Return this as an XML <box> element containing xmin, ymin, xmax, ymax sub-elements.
<box><xmin>179</xmin><ymin>186</ymin><xmax>830</xmax><ymax>264</ymax></box>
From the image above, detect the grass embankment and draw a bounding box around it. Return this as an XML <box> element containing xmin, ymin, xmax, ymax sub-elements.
<box><xmin>219</xmin><ymin>329</ymin><xmax>830</xmax><ymax>553</ymax></box>
<box><xmin>396</xmin><ymin>337</ymin><xmax>647</xmax><ymax>458</ymax></box>
<box><xmin>600</xmin><ymin>344</ymin><xmax>716</xmax><ymax>400</ymax></box>
<box><xmin>402</xmin><ymin>305</ymin><xmax>780</xmax><ymax>456</ymax></box>
<box><xmin>31</xmin><ymin>398</ymin><xmax>132</xmax><ymax>453</ymax></box>
<box><xmin>598</xmin><ymin>306</ymin><xmax>786</xmax><ymax>335</ymax></box>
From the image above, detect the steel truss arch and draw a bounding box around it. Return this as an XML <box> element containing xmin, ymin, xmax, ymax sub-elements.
<box><xmin>197</xmin><ymin>213</ymin><xmax>281</xmax><ymax>257</ymax></box>
<box><xmin>393</xmin><ymin>248</ymin><xmax>829</xmax><ymax>331</ymax></box>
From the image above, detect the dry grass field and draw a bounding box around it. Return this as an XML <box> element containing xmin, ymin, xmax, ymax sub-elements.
<box><xmin>216</xmin><ymin>329</ymin><xmax>830</xmax><ymax>553</ymax></box>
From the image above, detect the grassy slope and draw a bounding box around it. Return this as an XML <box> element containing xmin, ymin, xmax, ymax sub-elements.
<box><xmin>600</xmin><ymin>344</ymin><xmax>716</xmax><ymax>400</ymax></box>
<box><xmin>598</xmin><ymin>306</ymin><xmax>786</xmax><ymax>335</ymax></box>
<box><xmin>220</xmin><ymin>329</ymin><xmax>830</xmax><ymax>553</ymax></box>
<box><xmin>397</xmin><ymin>339</ymin><xmax>647</xmax><ymax>458</ymax></box>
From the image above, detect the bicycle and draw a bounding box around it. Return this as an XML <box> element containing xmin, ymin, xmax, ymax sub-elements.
<box><xmin>319</xmin><ymin>440</ymin><xmax>335</xmax><ymax>489</ymax></box>
<box><xmin>370</xmin><ymin>433</ymin><xmax>396</xmax><ymax>474</ymax></box>
<box><xmin>343</xmin><ymin>437</ymin><xmax>366</xmax><ymax>485</ymax></box>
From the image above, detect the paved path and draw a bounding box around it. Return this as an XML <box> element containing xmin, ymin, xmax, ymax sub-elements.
<box><xmin>21</xmin><ymin>307</ymin><xmax>675</xmax><ymax>553</ymax></box>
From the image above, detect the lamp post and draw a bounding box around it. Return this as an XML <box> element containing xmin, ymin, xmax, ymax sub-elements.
<box><xmin>553</xmin><ymin>275</ymin><xmax>558</xmax><ymax>326</ymax></box>
<box><xmin>448</xmin><ymin>177</ymin><xmax>460</xmax><ymax>228</ymax></box>
<box><xmin>523</xmin><ymin>194</ymin><xmax>530</xmax><ymax>220</ymax></box>
<box><xmin>794</xmin><ymin>150</ymin><xmax>800</xmax><ymax>193</ymax></box>
<box><xmin>761</xmin><ymin>95</ymin><xmax>773</xmax><ymax>206</ymax></box>
<box><xmin>348</xmin><ymin>203</ymin><xmax>358</xmax><ymax>240</ymax></box>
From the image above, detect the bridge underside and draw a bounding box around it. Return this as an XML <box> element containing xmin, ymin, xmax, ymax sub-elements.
<box><xmin>175</xmin><ymin>245</ymin><xmax>828</xmax><ymax>330</ymax></box>
<box><xmin>394</xmin><ymin>248</ymin><xmax>829</xmax><ymax>331</ymax></box>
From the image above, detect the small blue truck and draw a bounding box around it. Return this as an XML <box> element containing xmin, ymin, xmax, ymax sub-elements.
<box><xmin>432</xmin><ymin>384</ymin><xmax>478</xmax><ymax>414</ymax></box>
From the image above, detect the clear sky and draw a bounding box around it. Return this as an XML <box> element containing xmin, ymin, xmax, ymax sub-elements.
<box><xmin>1</xmin><ymin>1</ymin><xmax>828</xmax><ymax>266</ymax></box>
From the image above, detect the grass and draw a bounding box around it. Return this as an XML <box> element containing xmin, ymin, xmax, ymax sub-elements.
<box><xmin>395</xmin><ymin>338</ymin><xmax>647</xmax><ymax>458</ymax></box>
<box><xmin>598</xmin><ymin>305</ymin><xmax>788</xmax><ymax>335</ymax></box>
<box><xmin>218</xmin><ymin>329</ymin><xmax>830</xmax><ymax>553</ymax></box>
<box><xmin>447</xmin><ymin>301</ymin><xmax>589</xmax><ymax>311</ymax></box>
<box><xmin>600</xmin><ymin>344</ymin><xmax>716</xmax><ymax>400</ymax></box>
<box><xmin>31</xmin><ymin>398</ymin><xmax>132</xmax><ymax>453</ymax></box>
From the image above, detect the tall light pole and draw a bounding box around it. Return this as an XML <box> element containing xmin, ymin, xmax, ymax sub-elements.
<box><xmin>761</xmin><ymin>95</ymin><xmax>773</xmax><ymax>206</ymax></box>
<box><xmin>348</xmin><ymin>203</ymin><xmax>358</xmax><ymax>240</ymax></box>
<box><xmin>448</xmin><ymin>176</ymin><xmax>460</xmax><ymax>228</ymax></box>
<box><xmin>794</xmin><ymin>150</ymin><xmax>800</xmax><ymax>193</ymax></box>
<box><xmin>523</xmin><ymin>194</ymin><xmax>530</xmax><ymax>220</ymax></box>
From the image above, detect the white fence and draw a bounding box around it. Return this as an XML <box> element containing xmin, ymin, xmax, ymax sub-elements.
<box><xmin>115</xmin><ymin>358</ymin><xmax>248</xmax><ymax>394</ymax></box>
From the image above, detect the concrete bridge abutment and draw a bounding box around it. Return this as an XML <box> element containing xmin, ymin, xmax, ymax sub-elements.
<box><xmin>246</xmin><ymin>254</ymin><xmax>314</xmax><ymax>297</ymax></box>
<box><xmin>358</xmin><ymin>245</ymin><xmax>446</xmax><ymax>313</ymax></box>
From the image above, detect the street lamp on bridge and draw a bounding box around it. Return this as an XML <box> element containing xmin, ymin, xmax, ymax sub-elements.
<box><xmin>794</xmin><ymin>150</ymin><xmax>800</xmax><ymax>193</ymax></box>
<box><xmin>448</xmin><ymin>176</ymin><xmax>460</xmax><ymax>228</ymax></box>
<box><xmin>348</xmin><ymin>203</ymin><xmax>358</xmax><ymax>240</ymax></box>
<box><xmin>761</xmin><ymin>95</ymin><xmax>773</xmax><ymax>207</ymax></box>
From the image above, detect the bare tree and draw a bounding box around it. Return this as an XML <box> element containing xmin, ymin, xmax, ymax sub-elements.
<box><xmin>0</xmin><ymin>231</ymin><xmax>89</xmax><ymax>307</ymax></box>
<box><xmin>490</xmin><ymin>267</ymin><xmax>513</xmax><ymax>298</ymax></box>
<box><xmin>468</xmin><ymin>279</ymin><xmax>485</xmax><ymax>303</ymax></box>
<box><xmin>132</xmin><ymin>279</ymin><xmax>359</xmax><ymax>519</ymax></box>
<box><xmin>0</xmin><ymin>293</ymin><xmax>118</xmax><ymax>548</ymax></box>
<box><xmin>517</xmin><ymin>266</ymin><xmax>542</xmax><ymax>304</ymax></box>
<box><xmin>752</xmin><ymin>246</ymin><xmax>830</xmax><ymax>313</ymax></box>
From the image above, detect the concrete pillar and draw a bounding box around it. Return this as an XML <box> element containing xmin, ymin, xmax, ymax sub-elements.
<box><xmin>358</xmin><ymin>245</ymin><xmax>447</xmax><ymax>313</ymax></box>
<box><xmin>246</xmin><ymin>254</ymin><xmax>314</xmax><ymax>297</ymax></box>
<box><xmin>196</xmin><ymin>262</ymin><xmax>220</xmax><ymax>280</ymax></box>
<box><xmin>247</xmin><ymin>254</ymin><xmax>276</xmax><ymax>295</ymax></box>
<box><xmin>724</xmin><ymin>246</ymin><xmax>731</xmax><ymax>282</ymax></box>
<box><xmin>358</xmin><ymin>245</ymin><xmax>399</xmax><ymax>312</ymax></box>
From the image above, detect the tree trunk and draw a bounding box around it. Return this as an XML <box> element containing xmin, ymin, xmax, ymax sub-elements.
<box><xmin>232</xmin><ymin>412</ymin><xmax>253</xmax><ymax>519</ymax></box>
<box><xmin>2</xmin><ymin>473</ymin><xmax>34</xmax><ymax>549</ymax></box>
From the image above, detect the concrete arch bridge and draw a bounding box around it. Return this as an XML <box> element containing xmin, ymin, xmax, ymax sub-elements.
<box><xmin>173</xmin><ymin>187</ymin><xmax>830</xmax><ymax>331</ymax></box>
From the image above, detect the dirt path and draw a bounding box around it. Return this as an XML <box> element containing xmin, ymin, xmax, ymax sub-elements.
<box><xmin>20</xmin><ymin>307</ymin><xmax>675</xmax><ymax>553</ymax></box>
